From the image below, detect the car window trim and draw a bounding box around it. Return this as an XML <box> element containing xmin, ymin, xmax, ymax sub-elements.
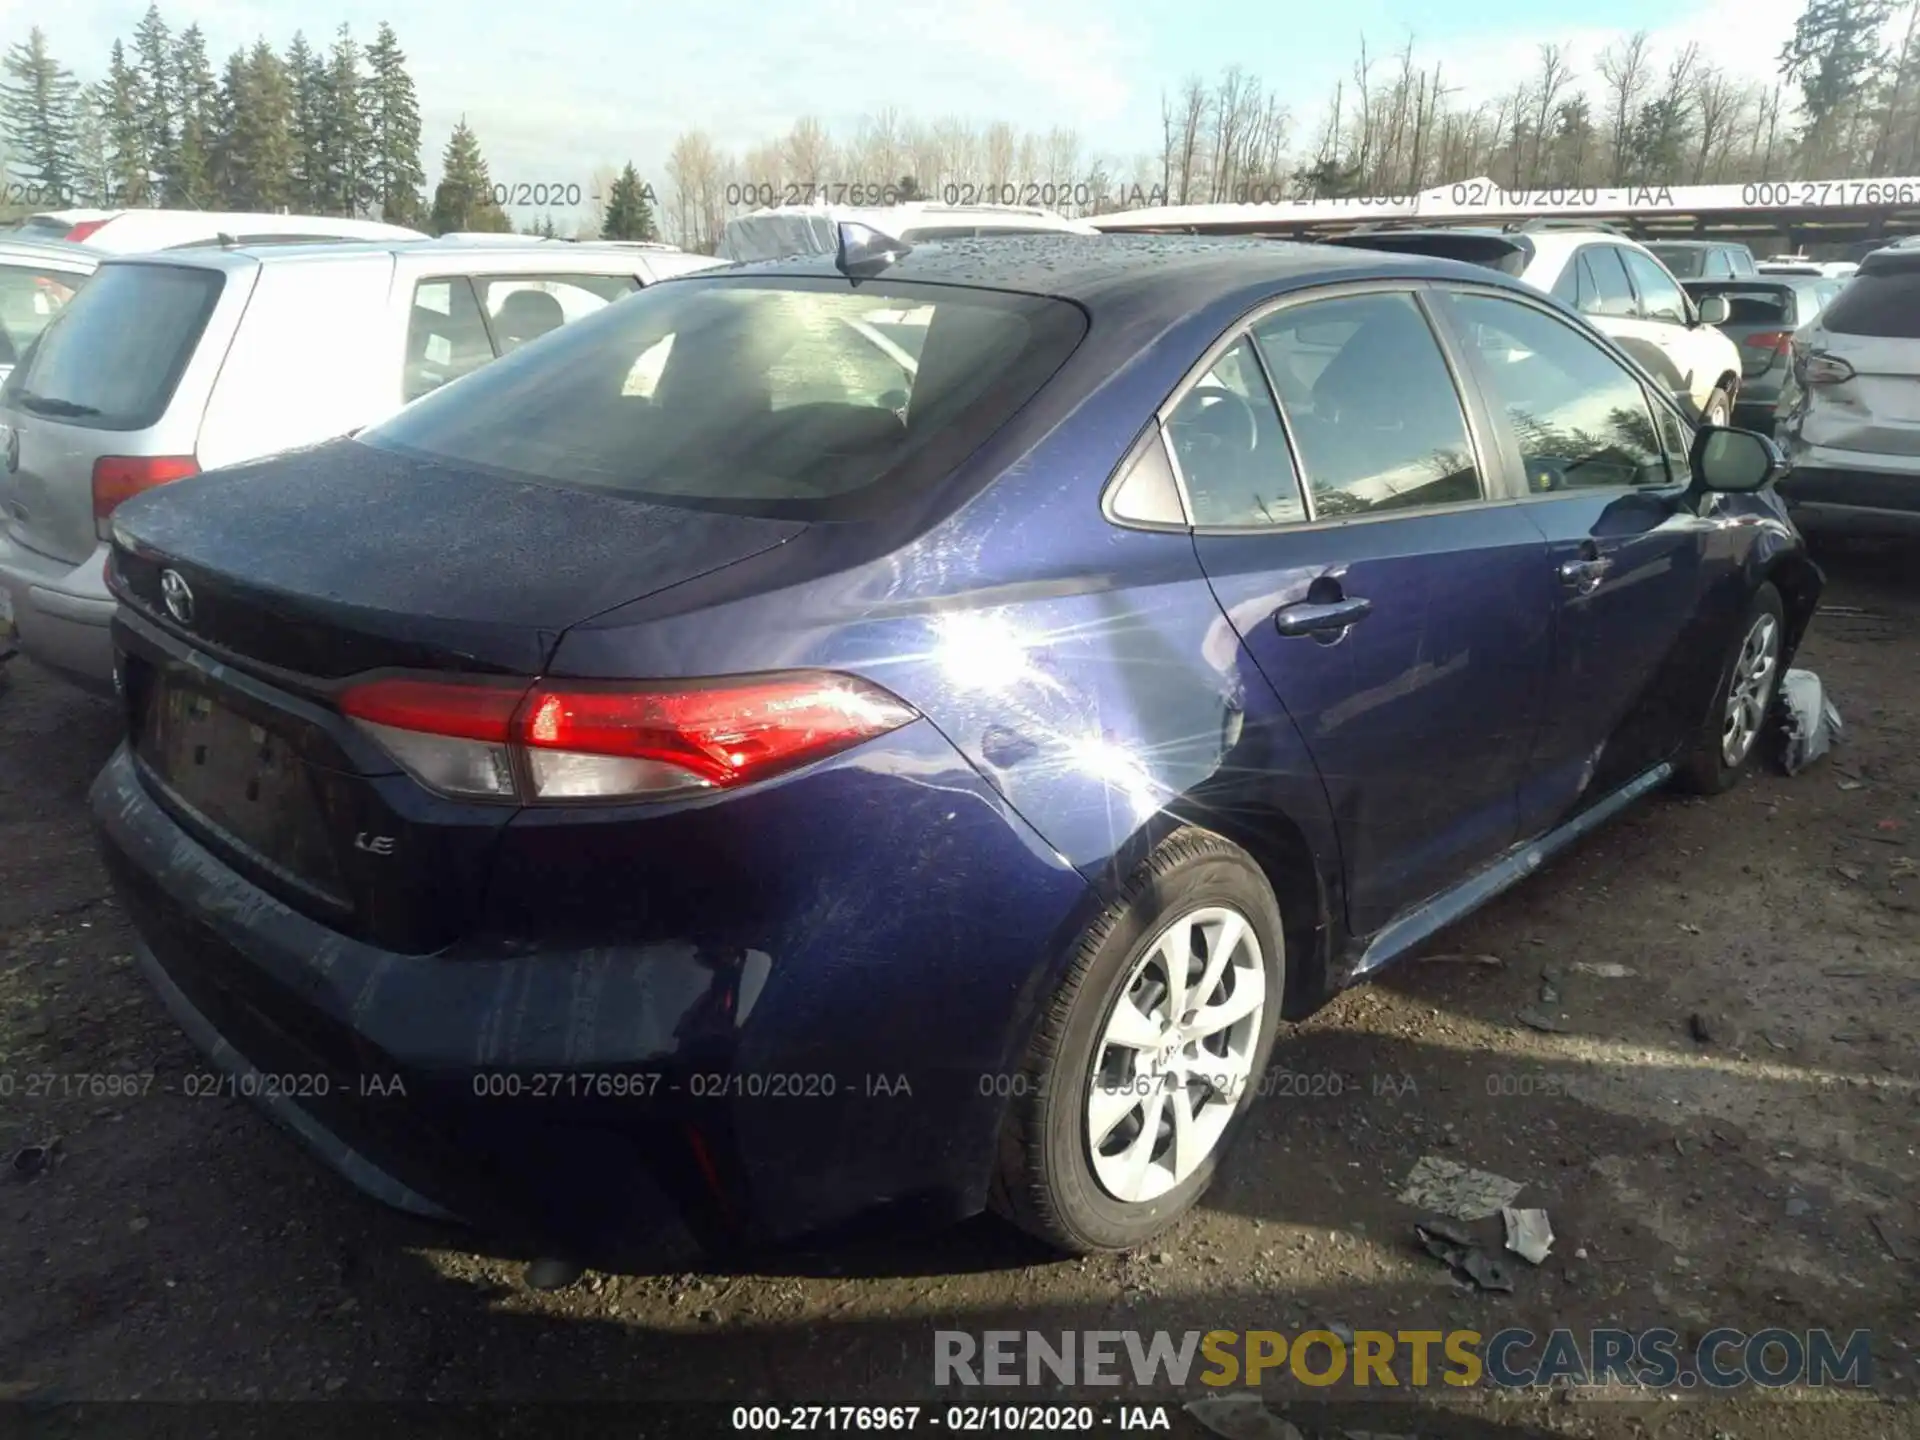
<box><xmin>1143</xmin><ymin>278</ymin><xmax>1512</xmax><ymax>536</ymax></box>
<box><xmin>1427</xmin><ymin>280</ymin><xmax>1693</xmax><ymax>501</ymax></box>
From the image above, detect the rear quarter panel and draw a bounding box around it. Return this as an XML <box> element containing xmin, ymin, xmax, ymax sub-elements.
<box><xmin>197</xmin><ymin>257</ymin><xmax>397</xmax><ymax>468</ymax></box>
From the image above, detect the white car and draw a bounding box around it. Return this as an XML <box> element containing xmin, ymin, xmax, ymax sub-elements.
<box><xmin>1326</xmin><ymin>224</ymin><xmax>1745</xmax><ymax>425</ymax></box>
<box><xmin>719</xmin><ymin>202</ymin><xmax>1099</xmax><ymax>262</ymax></box>
<box><xmin>0</xmin><ymin>238</ymin><xmax>715</xmax><ymax>691</ymax></box>
<box><xmin>6</xmin><ymin>208</ymin><xmax>426</xmax><ymax>252</ymax></box>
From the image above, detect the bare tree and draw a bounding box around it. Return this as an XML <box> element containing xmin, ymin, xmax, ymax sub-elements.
<box><xmin>1691</xmin><ymin>67</ymin><xmax>1741</xmax><ymax>182</ymax></box>
<box><xmin>1529</xmin><ymin>44</ymin><xmax>1574</xmax><ymax>182</ymax></box>
<box><xmin>666</xmin><ymin>130</ymin><xmax>725</xmax><ymax>252</ymax></box>
<box><xmin>782</xmin><ymin>117</ymin><xmax>836</xmax><ymax>186</ymax></box>
<box><xmin>1598</xmin><ymin>30</ymin><xmax>1653</xmax><ymax>184</ymax></box>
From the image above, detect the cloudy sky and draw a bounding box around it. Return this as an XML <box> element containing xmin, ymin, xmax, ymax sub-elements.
<box><xmin>4</xmin><ymin>0</ymin><xmax>1809</xmax><ymax>198</ymax></box>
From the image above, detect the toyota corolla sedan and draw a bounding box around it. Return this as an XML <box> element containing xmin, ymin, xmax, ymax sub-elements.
<box><xmin>93</xmin><ymin>234</ymin><xmax>1820</xmax><ymax>1263</ymax></box>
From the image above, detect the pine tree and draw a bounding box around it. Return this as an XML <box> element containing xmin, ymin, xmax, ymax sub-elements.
<box><xmin>600</xmin><ymin>162</ymin><xmax>659</xmax><ymax>240</ymax></box>
<box><xmin>363</xmin><ymin>24</ymin><xmax>424</xmax><ymax>226</ymax></box>
<box><xmin>206</xmin><ymin>49</ymin><xmax>244</xmax><ymax>206</ymax></box>
<box><xmin>132</xmin><ymin>3</ymin><xmax>175</xmax><ymax>205</ymax></box>
<box><xmin>1781</xmin><ymin>0</ymin><xmax>1894</xmax><ymax>168</ymax></box>
<box><xmin>284</xmin><ymin>32</ymin><xmax>327</xmax><ymax>211</ymax></box>
<box><xmin>315</xmin><ymin>24</ymin><xmax>370</xmax><ymax>216</ymax></box>
<box><xmin>170</xmin><ymin>24</ymin><xmax>217</xmax><ymax>207</ymax></box>
<box><xmin>224</xmin><ymin>40</ymin><xmax>294</xmax><ymax>211</ymax></box>
<box><xmin>101</xmin><ymin>41</ymin><xmax>149</xmax><ymax>206</ymax></box>
<box><xmin>428</xmin><ymin>119</ymin><xmax>510</xmax><ymax>233</ymax></box>
<box><xmin>0</xmin><ymin>28</ymin><xmax>81</xmax><ymax>199</ymax></box>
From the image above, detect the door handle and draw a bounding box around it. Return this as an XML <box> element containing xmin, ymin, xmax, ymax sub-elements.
<box><xmin>1274</xmin><ymin>595</ymin><xmax>1373</xmax><ymax>637</ymax></box>
<box><xmin>1557</xmin><ymin>556</ymin><xmax>1612</xmax><ymax>595</ymax></box>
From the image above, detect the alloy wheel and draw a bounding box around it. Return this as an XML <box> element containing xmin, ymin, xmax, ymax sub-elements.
<box><xmin>1721</xmin><ymin>613</ymin><xmax>1780</xmax><ymax>767</ymax></box>
<box><xmin>1086</xmin><ymin>905</ymin><xmax>1265</xmax><ymax>1204</ymax></box>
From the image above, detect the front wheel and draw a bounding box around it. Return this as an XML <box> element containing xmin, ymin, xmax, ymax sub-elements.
<box><xmin>1702</xmin><ymin>384</ymin><xmax>1733</xmax><ymax>428</ymax></box>
<box><xmin>1675</xmin><ymin>582</ymin><xmax>1784</xmax><ymax>794</ymax></box>
<box><xmin>989</xmin><ymin>830</ymin><xmax>1285</xmax><ymax>1253</ymax></box>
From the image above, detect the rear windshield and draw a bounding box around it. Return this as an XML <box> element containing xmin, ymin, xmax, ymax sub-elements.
<box><xmin>1821</xmin><ymin>266</ymin><xmax>1920</xmax><ymax>337</ymax></box>
<box><xmin>1690</xmin><ymin>286</ymin><xmax>1794</xmax><ymax>324</ymax></box>
<box><xmin>3</xmin><ymin>262</ymin><xmax>224</xmax><ymax>429</ymax></box>
<box><xmin>1648</xmin><ymin>246</ymin><xmax>1704</xmax><ymax>278</ymax></box>
<box><xmin>6</xmin><ymin>217</ymin><xmax>78</xmax><ymax>243</ymax></box>
<box><xmin>361</xmin><ymin>276</ymin><xmax>1088</xmax><ymax>520</ymax></box>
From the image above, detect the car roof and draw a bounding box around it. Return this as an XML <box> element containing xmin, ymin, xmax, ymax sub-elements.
<box><xmin>709</xmin><ymin>232</ymin><xmax>1520</xmax><ymax>310</ymax></box>
<box><xmin>0</xmin><ymin>236</ymin><xmax>101</xmax><ymax>268</ymax></box>
<box><xmin>100</xmin><ymin>237</ymin><xmax>688</xmax><ymax>271</ymax></box>
<box><xmin>1647</xmin><ymin>239</ymin><xmax>1744</xmax><ymax>250</ymax></box>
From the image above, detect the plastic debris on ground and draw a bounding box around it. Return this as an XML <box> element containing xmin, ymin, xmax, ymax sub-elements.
<box><xmin>1184</xmin><ymin>1395</ymin><xmax>1304</xmax><ymax>1440</ymax></box>
<box><xmin>1397</xmin><ymin>1155</ymin><xmax>1524</xmax><ymax>1220</ymax></box>
<box><xmin>1777</xmin><ymin>668</ymin><xmax>1843</xmax><ymax>776</ymax></box>
<box><xmin>1414</xmin><ymin>1218</ymin><xmax>1515</xmax><ymax>1293</ymax></box>
<box><xmin>1502</xmin><ymin>1207</ymin><xmax>1555</xmax><ymax>1264</ymax></box>
<box><xmin>1572</xmin><ymin>961</ymin><xmax>1636</xmax><ymax>978</ymax></box>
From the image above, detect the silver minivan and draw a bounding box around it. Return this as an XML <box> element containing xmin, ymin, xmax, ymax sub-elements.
<box><xmin>0</xmin><ymin>238</ymin><xmax>724</xmax><ymax>690</ymax></box>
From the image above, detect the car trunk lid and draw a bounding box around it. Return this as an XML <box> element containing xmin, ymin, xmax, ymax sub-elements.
<box><xmin>110</xmin><ymin>437</ymin><xmax>806</xmax><ymax>678</ymax></box>
<box><xmin>108</xmin><ymin>438</ymin><xmax>804</xmax><ymax>951</ymax></box>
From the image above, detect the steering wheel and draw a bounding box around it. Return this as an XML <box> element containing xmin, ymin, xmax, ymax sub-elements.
<box><xmin>1169</xmin><ymin>385</ymin><xmax>1259</xmax><ymax>465</ymax></box>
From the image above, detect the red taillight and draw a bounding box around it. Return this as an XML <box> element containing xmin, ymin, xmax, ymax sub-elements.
<box><xmin>338</xmin><ymin>672</ymin><xmax>918</xmax><ymax>802</ymax></box>
<box><xmin>92</xmin><ymin>455</ymin><xmax>200</xmax><ymax>528</ymax></box>
<box><xmin>1743</xmin><ymin>331</ymin><xmax>1792</xmax><ymax>355</ymax></box>
<box><xmin>63</xmin><ymin>219</ymin><xmax>110</xmax><ymax>243</ymax></box>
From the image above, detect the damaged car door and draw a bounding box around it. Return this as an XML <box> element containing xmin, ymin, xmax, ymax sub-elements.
<box><xmin>1184</xmin><ymin>286</ymin><xmax>1556</xmax><ymax>937</ymax></box>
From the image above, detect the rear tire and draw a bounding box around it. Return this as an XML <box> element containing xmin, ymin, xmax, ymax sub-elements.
<box><xmin>1675</xmin><ymin>583</ymin><xmax>1784</xmax><ymax>795</ymax></box>
<box><xmin>989</xmin><ymin>829</ymin><xmax>1284</xmax><ymax>1254</ymax></box>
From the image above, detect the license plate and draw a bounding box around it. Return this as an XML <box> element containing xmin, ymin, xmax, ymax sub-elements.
<box><xmin>138</xmin><ymin>680</ymin><xmax>344</xmax><ymax>897</ymax></box>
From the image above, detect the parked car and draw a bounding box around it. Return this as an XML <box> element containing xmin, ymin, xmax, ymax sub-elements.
<box><xmin>1681</xmin><ymin>275</ymin><xmax>1846</xmax><ymax>431</ymax></box>
<box><xmin>1778</xmin><ymin>242</ymin><xmax>1920</xmax><ymax>536</ymax></box>
<box><xmin>0</xmin><ymin>238</ymin><xmax>723</xmax><ymax>693</ymax></box>
<box><xmin>719</xmin><ymin>201</ymin><xmax>1099</xmax><ymax>262</ymax></box>
<box><xmin>1322</xmin><ymin>225</ymin><xmax>1745</xmax><ymax>425</ymax></box>
<box><xmin>90</xmin><ymin>235</ymin><xmax>1821</xmax><ymax>1261</ymax></box>
<box><xmin>5</xmin><ymin>208</ymin><xmax>427</xmax><ymax>252</ymax></box>
<box><xmin>1646</xmin><ymin>239</ymin><xmax>1759</xmax><ymax>280</ymax></box>
<box><xmin>1760</xmin><ymin>256</ymin><xmax>1859</xmax><ymax>280</ymax></box>
<box><xmin>0</xmin><ymin>238</ymin><xmax>97</xmax><ymax>384</ymax></box>
<box><xmin>0</xmin><ymin>239</ymin><xmax>98</xmax><ymax>669</ymax></box>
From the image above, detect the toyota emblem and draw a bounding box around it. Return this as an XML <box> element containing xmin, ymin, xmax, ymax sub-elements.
<box><xmin>159</xmin><ymin>569</ymin><xmax>195</xmax><ymax>626</ymax></box>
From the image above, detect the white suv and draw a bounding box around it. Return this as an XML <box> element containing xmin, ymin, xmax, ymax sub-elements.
<box><xmin>1328</xmin><ymin>224</ymin><xmax>1744</xmax><ymax>425</ymax></box>
<box><xmin>0</xmin><ymin>238</ymin><xmax>722</xmax><ymax>691</ymax></box>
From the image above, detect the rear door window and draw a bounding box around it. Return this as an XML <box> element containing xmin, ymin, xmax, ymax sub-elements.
<box><xmin>1165</xmin><ymin>335</ymin><xmax>1304</xmax><ymax>527</ymax></box>
<box><xmin>0</xmin><ymin>263</ymin><xmax>87</xmax><ymax>367</ymax></box>
<box><xmin>404</xmin><ymin>277</ymin><xmax>497</xmax><ymax>400</ymax></box>
<box><xmin>477</xmin><ymin>274</ymin><xmax>639</xmax><ymax>353</ymax></box>
<box><xmin>1251</xmin><ymin>292</ymin><xmax>1481</xmax><ymax>517</ymax></box>
<box><xmin>363</xmin><ymin>277</ymin><xmax>1088</xmax><ymax>520</ymax></box>
<box><xmin>1703</xmin><ymin>250</ymin><xmax>1734</xmax><ymax>279</ymax></box>
<box><xmin>1820</xmin><ymin>266</ymin><xmax>1920</xmax><ymax>337</ymax></box>
<box><xmin>1</xmin><ymin>262</ymin><xmax>223</xmax><ymax>430</ymax></box>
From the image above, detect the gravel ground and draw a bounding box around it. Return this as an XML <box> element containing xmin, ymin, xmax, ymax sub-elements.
<box><xmin>1</xmin><ymin>539</ymin><xmax>1915</xmax><ymax>1439</ymax></box>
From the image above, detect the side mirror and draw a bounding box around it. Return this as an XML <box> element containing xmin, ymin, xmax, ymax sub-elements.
<box><xmin>1690</xmin><ymin>425</ymin><xmax>1786</xmax><ymax>492</ymax></box>
<box><xmin>1695</xmin><ymin>294</ymin><xmax>1730</xmax><ymax>326</ymax></box>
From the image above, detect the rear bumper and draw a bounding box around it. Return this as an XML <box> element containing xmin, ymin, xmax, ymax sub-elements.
<box><xmin>93</xmin><ymin>725</ymin><xmax>1092</xmax><ymax>1257</ymax></box>
<box><xmin>0</xmin><ymin>533</ymin><xmax>114</xmax><ymax>691</ymax></box>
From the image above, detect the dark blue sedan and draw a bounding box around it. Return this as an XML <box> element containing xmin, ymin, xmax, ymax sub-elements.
<box><xmin>94</xmin><ymin>234</ymin><xmax>1820</xmax><ymax>1260</ymax></box>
